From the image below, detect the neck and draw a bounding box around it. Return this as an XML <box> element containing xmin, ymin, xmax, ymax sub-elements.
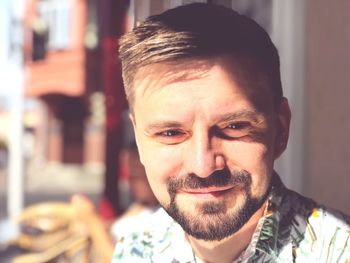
<box><xmin>187</xmin><ymin>200</ymin><xmax>267</xmax><ymax>263</ymax></box>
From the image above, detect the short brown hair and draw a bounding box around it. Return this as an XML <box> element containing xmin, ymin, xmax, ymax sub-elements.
<box><xmin>119</xmin><ymin>3</ymin><xmax>282</xmax><ymax>111</ymax></box>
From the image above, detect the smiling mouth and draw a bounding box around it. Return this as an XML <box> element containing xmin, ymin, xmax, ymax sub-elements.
<box><xmin>180</xmin><ymin>186</ymin><xmax>235</xmax><ymax>198</ymax></box>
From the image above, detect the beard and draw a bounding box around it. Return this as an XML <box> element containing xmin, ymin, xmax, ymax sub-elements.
<box><xmin>163</xmin><ymin>169</ymin><xmax>271</xmax><ymax>241</ymax></box>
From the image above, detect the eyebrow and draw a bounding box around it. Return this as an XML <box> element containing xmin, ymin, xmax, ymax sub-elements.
<box><xmin>215</xmin><ymin>110</ymin><xmax>265</xmax><ymax>124</ymax></box>
<box><xmin>145</xmin><ymin>121</ymin><xmax>185</xmax><ymax>133</ymax></box>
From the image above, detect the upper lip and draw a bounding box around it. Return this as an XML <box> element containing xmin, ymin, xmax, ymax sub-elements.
<box><xmin>181</xmin><ymin>186</ymin><xmax>234</xmax><ymax>194</ymax></box>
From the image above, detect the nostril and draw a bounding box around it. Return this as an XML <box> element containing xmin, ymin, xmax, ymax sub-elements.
<box><xmin>215</xmin><ymin>154</ymin><xmax>226</xmax><ymax>170</ymax></box>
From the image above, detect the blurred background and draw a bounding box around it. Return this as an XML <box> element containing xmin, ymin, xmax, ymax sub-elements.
<box><xmin>0</xmin><ymin>0</ymin><xmax>349</xmax><ymax>251</ymax></box>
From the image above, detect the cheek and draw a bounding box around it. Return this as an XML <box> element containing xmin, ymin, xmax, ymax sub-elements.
<box><xmin>225</xmin><ymin>142</ymin><xmax>274</xmax><ymax>194</ymax></box>
<box><xmin>225</xmin><ymin>141</ymin><xmax>272</xmax><ymax>167</ymax></box>
<box><xmin>143</xmin><ymin>145</ymin><xmax>182</xmax><ymax>175</ymax></box>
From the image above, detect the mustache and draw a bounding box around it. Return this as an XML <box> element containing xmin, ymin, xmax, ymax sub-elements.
<box><xmin>167</xmin><ymin>169</ymin><xmax>252</xmax><ymax>194</ymax></box>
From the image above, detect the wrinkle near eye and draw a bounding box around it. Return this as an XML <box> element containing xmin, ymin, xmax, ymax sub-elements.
<box><xmin>152</xmin><ymin>130</ymin><xmax>190</xmax><ymax>145</ymax></box>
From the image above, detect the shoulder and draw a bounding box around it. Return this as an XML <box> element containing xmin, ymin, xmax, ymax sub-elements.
<box><xmin>284</xmin><ymin>188</ymin><xmax>350</xmax><ymax>230</ymax></box>
<box><xmin>110</xmin><ymin>205</ymin><xmax>159</xmax><ymax>242</ymax></box>
<box><xmin>111</xmin><ymin>208</ymin><xmax>183</xmax><ymax>262</ymax></box>
<box><xmin>283</xmin><ymin>188</ymin><xmax>350</xmax><ymax>238</ymax></box>
<box><xmin>283</xmin><ymin>190</ymin><xmax>350</xmax><ymax>262</ymax></box>
<box><xmin>307</xmin><ymin>204</ymin><xmax>350</xmax><ymax>243</ymax></box>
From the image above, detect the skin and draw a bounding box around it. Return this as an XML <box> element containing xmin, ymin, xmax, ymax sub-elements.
<box><xmin>130</xmin><ymin>56</ymin><xmax>291</xmax><ymax>263</ymax></box>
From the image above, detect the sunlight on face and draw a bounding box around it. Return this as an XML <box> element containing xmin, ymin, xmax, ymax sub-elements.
<box><xmin>131</xmin><ymin>57</ymin><xmax>287</xmax><ymax>240</ymax></box>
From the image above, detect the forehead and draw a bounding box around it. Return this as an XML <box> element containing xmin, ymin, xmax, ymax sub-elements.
<box><xmin>133</xmin><ymin>56</ymin><xmax>273</xmax><ymax>113</ymax></box>
<box><xmin>133</xmin><ymin>59</ymin><xmax>212</xmax><ymax>95</ymax></box>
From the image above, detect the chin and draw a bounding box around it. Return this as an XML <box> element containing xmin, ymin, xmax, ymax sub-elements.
<box><xmin>164</xmin><ymin>191</ymin><xmax>268</xmax><ymax>241</ymax></box>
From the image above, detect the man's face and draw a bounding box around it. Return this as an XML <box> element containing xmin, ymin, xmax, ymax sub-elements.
<box><xmin>131</xmin><ymin>57</ymin><xmax>290</xmax><ymax>241</ymax></box>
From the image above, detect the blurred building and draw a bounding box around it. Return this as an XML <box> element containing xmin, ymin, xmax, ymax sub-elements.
<box><xmin>23</xmin><ymin>0</ymin><xmax>129</xmax><ymax>216</ymax></box>
<box><xmin>25</xmin><ymin>0</ymin><xmax>100</xmax><ymax>165</ymax></box>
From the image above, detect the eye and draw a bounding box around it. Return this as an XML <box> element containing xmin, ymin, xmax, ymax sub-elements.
<box><xmin>159</xmin><ymin>130</ymin><xmax>183</xmax><ymax>137</ymax></box>
<box><xmin>220</xmin><ymin>122</ymin><xmax>251</xmax><ymax>139</ymax></box>
<box><xmin>154</xmin><ymin>129</ymin><xmax>188</xmax><ymax>144</ymax></box>
<box><xmin>227</xmin><ymin>122</ymin><xmax>249</xmax><ymax>130</ymax></box>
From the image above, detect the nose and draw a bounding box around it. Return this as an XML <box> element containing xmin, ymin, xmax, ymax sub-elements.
<box><xmin>185</xmin><ymin>132</ymin><xmax>225</xmax><ymax>178</ymax></box>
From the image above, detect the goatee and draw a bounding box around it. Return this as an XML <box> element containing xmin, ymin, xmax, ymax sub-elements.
<box><xmin>163</xmin><ymin>169</ymin><xmax>271</xmax><ymax>241</ymax></box>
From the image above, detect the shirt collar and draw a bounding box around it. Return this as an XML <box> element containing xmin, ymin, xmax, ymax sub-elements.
<box><xmin>246</xmin><ymin>172</ymin><xmax>293</xmax><ymax>262</ymax></box>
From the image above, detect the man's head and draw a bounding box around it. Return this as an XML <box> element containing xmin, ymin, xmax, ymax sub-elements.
<box><xmin>119</xmin><ymin>3</ymin><xmax>291</xmax><ymax>241</ymax></box>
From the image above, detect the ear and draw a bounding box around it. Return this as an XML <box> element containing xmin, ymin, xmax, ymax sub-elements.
<box><xmin>274</xmin><ymin>97</ymin><xmax>291</xmax><ymax>160</ymax></box>
<box><xmin>129</xmin><ymin>112</ymin><xmax>145</xmax><ymax>165</ymax></box>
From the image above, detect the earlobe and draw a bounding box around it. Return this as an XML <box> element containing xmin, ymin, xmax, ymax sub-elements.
<box><xmin>274</xmin><ymin>97</ymin><xmax>291</xmax><ymax>159</ymax></box>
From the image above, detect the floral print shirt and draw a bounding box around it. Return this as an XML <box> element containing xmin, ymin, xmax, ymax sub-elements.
<box><xmin>112</xmin><ymin>174</ymin><xmax>350</xmax><ymax>262</ymax></box>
